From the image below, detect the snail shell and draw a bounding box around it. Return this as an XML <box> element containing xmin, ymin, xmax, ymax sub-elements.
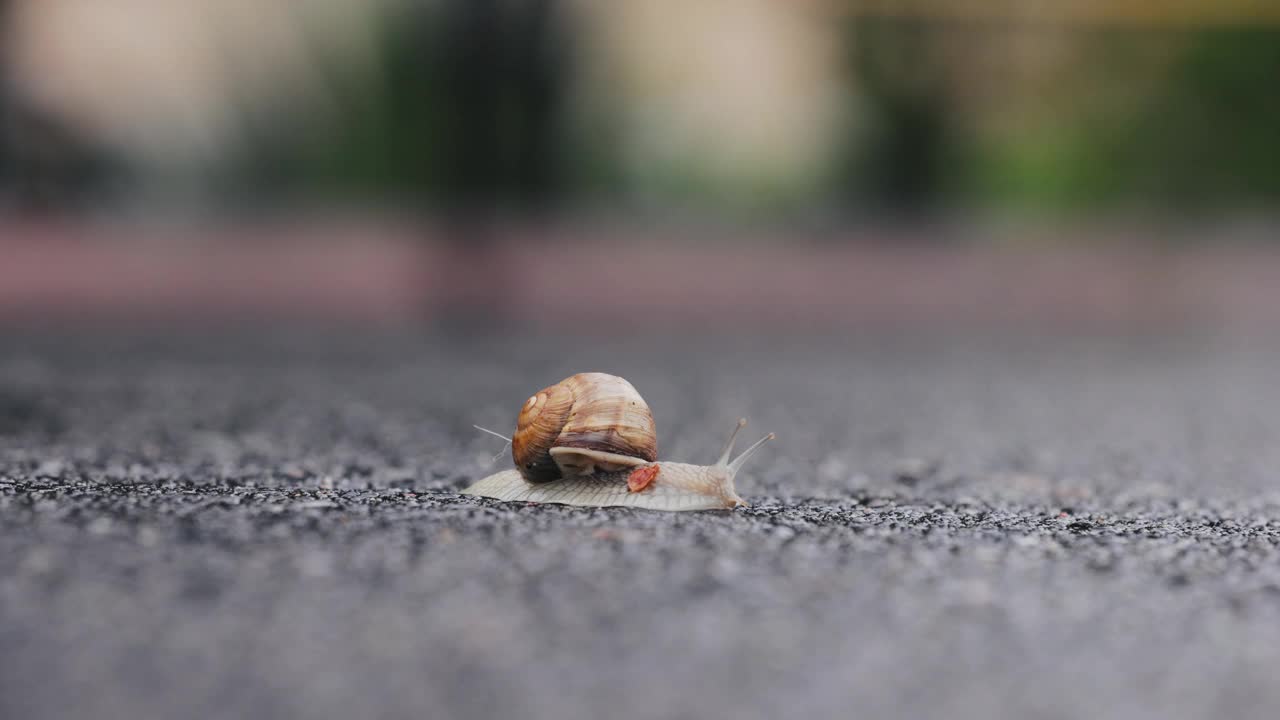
<box><xmin>512</xmin><ymin>373</ymin><xmax>657</xmax><ymax>483</ymax></box>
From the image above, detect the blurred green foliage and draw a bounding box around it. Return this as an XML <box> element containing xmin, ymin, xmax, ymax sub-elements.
<box><xmin>295</xmin><ymin>7</ymin><xmax>448</xmax><ymax>202</ymax></box>
<box><xmin>227</xmin><ymin>1</ymin><xmax>571</xmax><ymax>214</ymax></box>
<box><xmin>968</xmin><ymin>27</ymin><xmax>1280</xmax><ymax>215</ymax></box>
<box><xmin>1125</xmin><ymin>27</ymin><xmax>1280</xmax><ymax>207</ymax></box>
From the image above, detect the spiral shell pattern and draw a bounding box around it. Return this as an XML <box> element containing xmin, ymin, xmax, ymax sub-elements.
<box><xmin>511</xmin><ymin>373</ymin><xmax>657</xmax><ymax>482</ymax></box>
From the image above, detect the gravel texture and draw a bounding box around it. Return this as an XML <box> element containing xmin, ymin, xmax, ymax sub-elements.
<box><xmin>3</xmin><ymin>329</ymin><xmax>1280</xmax><ymax>720</ymax></box>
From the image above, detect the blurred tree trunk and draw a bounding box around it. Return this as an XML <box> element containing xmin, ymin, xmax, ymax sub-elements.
<box><xmin>841</xmin><ymin>18</ymin><xmax>953</xmax><ymax>218</ymax></box>
<box><xmin>435</xmin><ymin>0</ymin><xmax>505</xmax><ymax>329</ymax></box>
<box><xmin>438</xmin><ymin>0</ymin><xmax>566</xmax><ymax>217</ymax></box>
<box><xmin>433</xmin><ymin>0</ymin><xmax>568</xmax><ymax>329</ymax></box>
<box><xmin>0</xmin><ymin>0</ymin><xmax>12</xmax><ymax>203</ymax></box>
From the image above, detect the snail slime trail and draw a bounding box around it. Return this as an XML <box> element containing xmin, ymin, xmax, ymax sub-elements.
<box><xmin>464</xmin><ymin>373</ymin><xmax>774</xmax><ymax>511</ymax></box>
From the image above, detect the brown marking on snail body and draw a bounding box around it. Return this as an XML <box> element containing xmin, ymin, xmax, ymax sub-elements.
<box><xmin>627</xmin><ymin>464</ymin><xmax>660</xmax><ymax>493</ymax></box>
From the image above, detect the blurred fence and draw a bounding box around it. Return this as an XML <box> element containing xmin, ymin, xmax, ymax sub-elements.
<box><xmin>1</xmin><ymin>1</ymin><xmax>1278</xmax><ymax>223</ymax></box>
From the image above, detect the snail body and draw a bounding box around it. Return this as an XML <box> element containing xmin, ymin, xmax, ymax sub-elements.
<box><xmin>464</xmin><ymin>373</ymin><xmax>773</xmax><ymax>511</ymax></box>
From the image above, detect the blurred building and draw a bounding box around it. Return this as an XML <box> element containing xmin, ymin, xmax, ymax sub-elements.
<box><xmin>1</xmin><ymin>0</ymin><xmax>379</xmax><ymax>209</ymax></box>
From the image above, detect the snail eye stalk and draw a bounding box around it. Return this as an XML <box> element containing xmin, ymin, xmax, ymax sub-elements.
<box><xmin>715</xmin><ymin>418</ymin><xmax>749</xmax><ymax>466</ymax></box>
<box><xmin>728</xmin><ymin>433</ymin><xmax>775</xmax><ymax>475</ymax></box>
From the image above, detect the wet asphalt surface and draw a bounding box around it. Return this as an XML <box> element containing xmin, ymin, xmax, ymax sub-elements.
<box><xmin>3</xmin><ymin>329</ymin><xmax>1280</xmax><ymax>720</ymax></box>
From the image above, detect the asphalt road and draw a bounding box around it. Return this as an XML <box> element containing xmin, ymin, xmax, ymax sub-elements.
<box><xmin>3</xmin><ymin>329</ymin><xmax>1280</xmax><ymax>720</ymax></box>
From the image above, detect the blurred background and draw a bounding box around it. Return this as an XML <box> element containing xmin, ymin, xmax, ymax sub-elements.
<box><xmin>8</xmin><ymin>6</ymin><xmax>1280</xmax><ymax>720</ymax></box>
<box><xmin>1</xmin><ymin>0</ymin><xmax>1279</xmax><ymax>329</ymax></box>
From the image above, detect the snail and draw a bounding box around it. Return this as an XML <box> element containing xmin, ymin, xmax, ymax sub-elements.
<box><xmin>463</xmin><ymin>372</ymin><xmax>774</xmax><ymax>511</ymax></box>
